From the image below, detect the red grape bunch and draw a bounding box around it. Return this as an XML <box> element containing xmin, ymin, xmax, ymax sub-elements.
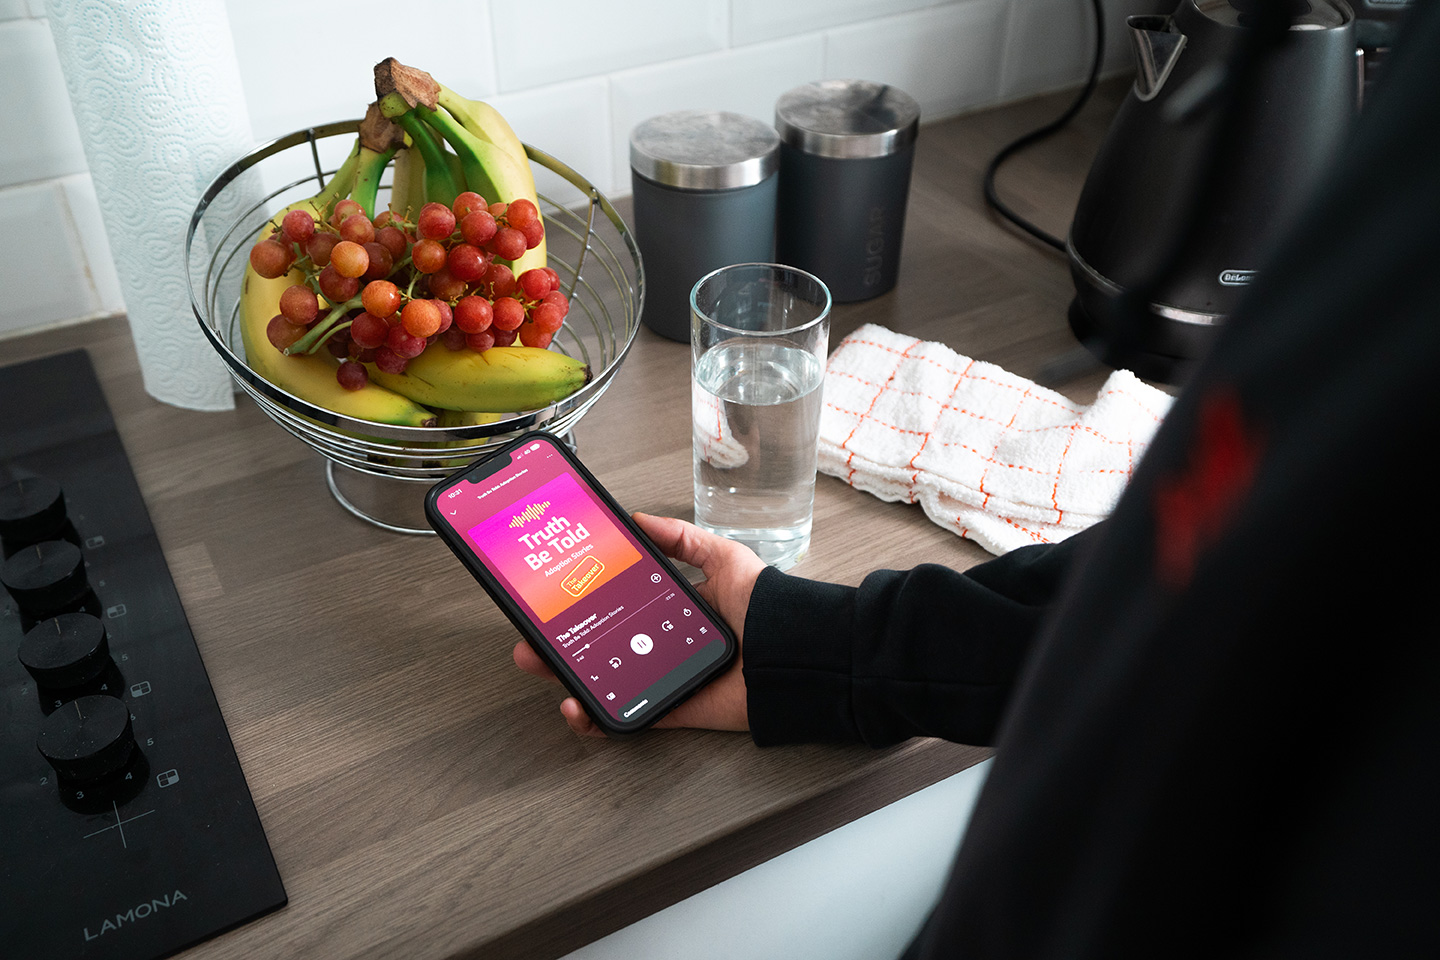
<box><xmin>247</xmin><ymin>191</ymin><xmax>568</xmax><ymax>391</ymax></box>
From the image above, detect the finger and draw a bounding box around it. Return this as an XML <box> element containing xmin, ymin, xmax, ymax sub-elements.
<box><xmin>512</xmin><ymin>640</ymin><xmax>561</xmax><ymax>684</ymax></box>
<box><xmin>560</xmin><ymin>697</ymin><xmax>605</xmax><ymax>737</ymax></box>
<box><xmin>633</xmin><ymin>512</ymin><xmax>731</xmax><ymax>579</ymax></box>
<box><xmin>632</xmin><ymin>512</ymin><xmax>690</xmax><ymax>561</ymax></box>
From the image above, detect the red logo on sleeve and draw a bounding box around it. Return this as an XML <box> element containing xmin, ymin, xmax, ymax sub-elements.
<box><xmin>1153</xmin><ymin>389</ymin><xmax>1264</xmax><ymax>589</ymax></box>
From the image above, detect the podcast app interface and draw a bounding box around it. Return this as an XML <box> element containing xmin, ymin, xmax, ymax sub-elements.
<box><xmin>436</xmin><ymin>438</ymin><xmax>727</xmax><ymax>722</ymax></box>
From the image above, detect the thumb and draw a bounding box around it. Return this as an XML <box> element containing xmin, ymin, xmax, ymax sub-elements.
<box><xmin>633</xmin><ymin>512</ymin><xmax>705</xmax><ymax>567</ymax></box>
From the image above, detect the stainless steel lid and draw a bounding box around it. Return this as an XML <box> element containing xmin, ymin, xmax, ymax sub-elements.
<box><xmin>774</xmin><ymin>80</ymin><xmax>921</xmax><ymax>159</ymax></box>
<box><xmin>629</xmin><ymin>110</ymin><xmax>780</xmax><ymax>191</ymax></box>
<box><xmin>1196</xmin><ymin>0</ymin><xmax>1351</xmax><ymax>30</ymax></box>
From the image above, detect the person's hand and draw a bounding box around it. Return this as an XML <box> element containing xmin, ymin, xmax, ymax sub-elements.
<box><xmin>511</xmin><ymin>513</ymin><xmax>765</xmax><ymax>737</ymax></box>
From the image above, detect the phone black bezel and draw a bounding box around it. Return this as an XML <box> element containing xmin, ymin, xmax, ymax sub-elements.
<box><xmin>423</xmin><ymin>430</ymin><xmax>738</xmax><ymax>736</ymax></box>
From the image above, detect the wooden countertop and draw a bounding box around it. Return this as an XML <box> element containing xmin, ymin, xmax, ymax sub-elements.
<box><xmin>0</xmin><ymin>80</ymin><xmax>1129</xmax><ymax>959</ymax></box>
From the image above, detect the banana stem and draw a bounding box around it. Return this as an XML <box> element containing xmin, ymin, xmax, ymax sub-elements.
<box><xmin>414</xmin><ymin>103</ymin><xmax>465</xmax><ymax>150</ymax></box>
<box><xmin>389</xmin><ymin>108</ymin><xmax>461</xmax><ymax>206</ymax></box>
<box><xmin>413</xmin><ymin>104</ymin><xmax>488</xmax><ymax>193</ymax></box>
<box><xmin>286</xmin><ymin>295</ymin><xmax>362</xmax><ymax>355</ymax></box>
<box><xmin>433</xmin><ymin>85</ymin><xmax>464</xmax><ymax>114</ymax></box>
<box><xmin>352</xmin><ymin>144</ymin><xmax>400</xmax><ymax>220</ymax></box>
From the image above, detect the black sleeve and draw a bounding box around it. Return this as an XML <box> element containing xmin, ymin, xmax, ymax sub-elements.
<box><xmin>742</xmin><ymin>523</ymin><xmax>1096</xmax><ymax>748</ymax></box>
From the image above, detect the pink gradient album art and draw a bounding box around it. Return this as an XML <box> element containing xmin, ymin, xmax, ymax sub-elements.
<box><xmin>467</xmin><ymin>472</ymin><xmax>640</xmax><ymax>623</ymax></box>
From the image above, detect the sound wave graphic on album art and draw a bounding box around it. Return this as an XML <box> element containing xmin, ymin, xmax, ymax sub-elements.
<box><xmin>471</xmin><ymin>474</ymin><xmax>641</xmax><ymax>623</ymax></box>
<box><xmin>508</xmin><ymin>501</ymin><xmax>551</xmax><ymax>528</ymax></box>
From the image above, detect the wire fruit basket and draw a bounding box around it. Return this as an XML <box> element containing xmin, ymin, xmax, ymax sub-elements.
<box><xmin>186</xmin><ymin>121</ymin><xmax>643</xmax><ymax>534</ymax></box>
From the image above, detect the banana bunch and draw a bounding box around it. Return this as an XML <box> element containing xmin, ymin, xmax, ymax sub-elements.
<box><xmin>238</xmin><ymin>131</ymin><xmax>439</xmax><ymax>427</ymax></box>
<box><xmin>234</xmin><ymin>62</ymin><xmax>592</xmax><ymax>424</ymax></box>
<box><xmin>373</xmin><ymin>57</ymin><xmax>547</xmax><ymax>279</ymax></box>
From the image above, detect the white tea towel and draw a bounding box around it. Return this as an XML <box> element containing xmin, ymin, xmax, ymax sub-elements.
<box><xmin>820</xmin><ymin>324</ymin><xmax>1174</xmax><ymax>554</ymax></box>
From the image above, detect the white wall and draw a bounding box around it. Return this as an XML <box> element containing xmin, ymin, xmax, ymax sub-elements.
<box><xmin>0</xmin><ymin>0</ymin><xmax>1152</xmax><ymax>339</ymax></box>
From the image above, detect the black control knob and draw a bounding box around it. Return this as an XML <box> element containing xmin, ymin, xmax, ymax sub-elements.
<box><xmin>0</xmin><ymin>476</ymin><xmax>67</xmax><ymax>557</ymax></box>
<box><xmin>1</xmin><ymin>539</ymin><xmax>89</xmax><ymax>619</ymax></box>
<box><xmin>37</xmin><ymin>694</ymin><xmax>135</xmax><ymax>784</ymax></box>
<box><xmin>20</xmin><ymin>613</ymin><xmax>111</xmax><ymax>688</ymax></box>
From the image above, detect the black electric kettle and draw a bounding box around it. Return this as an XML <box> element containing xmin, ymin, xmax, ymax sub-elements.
<box><xmin>1067</xmin><ymin>0</ymin><xmax>1358</xmax><ymax>382</ymax></box>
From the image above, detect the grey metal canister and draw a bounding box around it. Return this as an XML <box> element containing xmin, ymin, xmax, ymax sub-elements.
<box><xmin>774</xmin><ymin>80</ymin><xmax>920</xmax><ymax>303</ymax></box>
<box><xmin>629</xmin><ymin>111</ymin><xmax>780</xmax><ymax>341</ymax></box>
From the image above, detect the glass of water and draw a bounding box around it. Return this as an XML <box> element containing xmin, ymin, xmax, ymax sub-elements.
<box><xmin>690</xmin><ymin>263</ymin><xmax>831</xmax><ymax>570</ymax></box>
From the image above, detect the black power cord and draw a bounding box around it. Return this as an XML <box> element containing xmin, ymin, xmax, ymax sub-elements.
<box><xmin>983</xmin><ymin>0</ymin><xmax>1106</xmax><ymax>251</ymax></box>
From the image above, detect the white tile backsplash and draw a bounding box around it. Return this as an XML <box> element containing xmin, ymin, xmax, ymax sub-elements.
<box><xmin>0</xmin><ymin>19</ymin><xmax>89</xmax><ymax>189</ymax></box>
<box><xmin>730</xmin><ymin>0</ymin><xmax>952</xmax><ymax>47</ymax></box>
<box><xmin>0</xmin><ymin>181</ymin><xmax>100</xmax><ymax>336</ymax></box>
<box><xmin>492</xmin><ymin>0</ymin><xmax>729</xmax><ymax>93</ymax></box>
<box><xmin>1001</xmin><ymin>0</ymin><xmax>1095</xmax><ymax>101</ymax></box>
<box><xmin>57</xmin><ymin>173</ymin><xmax>124</xmax><ymax>315</ymax></box>
<box><xmin>489</xmin><ymin>78</ymin><xmax>614</xmax><ymax>208</ymax></box>
<box><xmin>824</xmin><ymin>0</ymin><xmax>1010</xmax><ymax>121</ymax></box>
<box><xmin>225</xmin><ymin>0</ymin><xmax>498</xmax><ymax>142</ymax></box>
<box><xmin>3</xmin><ymin>0</ymin><xmax>1120</xmax><ymax>340</ymax></box>
<box><xmin>609</xmin><ymin>35</ymin><xmax>825</xmax><ymax>197</ymax></box>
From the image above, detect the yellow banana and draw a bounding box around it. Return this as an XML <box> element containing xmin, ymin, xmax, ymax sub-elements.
<box><xmin>427</xmin><ymin>409</ymin><xmax>507</xmax><ymax>466</ymax></box>
<box><xmin>388</xmin><ymin>143</ymin><xmax>420</xmax><ymax>221</ymax></box>
<box><xmin>238</xmin><ymin>168</ymin><xmax>436</xmax><ymax>428</ymax></box>
<box><xmin>240</xmin><ymin>263</ymin><xmax>438</xmax><ymax>426</ymax></box>
<box><xmin>368</xmin><ymin>346</ymin><xmax>590</xmax><ymax>413</ymax></box>
<box><xmin>433</xmin><ymin>83</ymin><xmax>528</xmax><ymax>169</ymax></box>
<box><xmin>435</xmin><ymin>409</ymin><xmax>504</xmax><ymax>427</ymax></box>
<box><xmin>430</xmin><ymin>91</ymin><xmax>548</xmax><ymax>277</ymax></box>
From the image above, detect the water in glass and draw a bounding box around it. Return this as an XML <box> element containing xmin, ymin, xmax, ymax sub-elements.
<box><xmin>693</xmin><ymin>339</ymin><xmax>824</xmax><ymax>568</ymax></box>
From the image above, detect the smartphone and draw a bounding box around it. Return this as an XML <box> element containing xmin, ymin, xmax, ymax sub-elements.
<box><xmin>425</xmin><ymin>431</ymin><xmax>737</xmax><ymax>735</ymax></box>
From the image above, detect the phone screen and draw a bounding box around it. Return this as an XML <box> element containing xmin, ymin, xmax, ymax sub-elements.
<box><xmin>430</xmin><ymin>434</ymin><xmax>730</xmax><ymax>726</ymax></box>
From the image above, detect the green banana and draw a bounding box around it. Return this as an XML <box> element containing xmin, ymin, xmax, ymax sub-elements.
<box><xmin>368</xmin><ymin>346</ymin><xmax>590</xmax><ymax>413</ymax></box>
<box><xmin>411</xmin><ymin>103</ymin><xmax>524</xmax><ymax>209</ymax></box>
<box><xmin>352</xmin><ymin>102</ymin><xmax>405</xmax><ymax>219</ymax></box>
<box><xmin>374</xmin><ymin>59</ymin><xmax>527</xmax><ymax>170</ymax></box>
<box><xmin>307</xmin><ymin>141</ymin><xmax>361</xmax><ymax>223</ymax></box>
<box><xmin>351</xmin><ymin>147</ymin><xmax>397</xmax><ymax>221</ymax></box>
<box><xmin>386</xmin><ymin>139</ymin><xmax>463</xmax><ymax>218</ymax></box>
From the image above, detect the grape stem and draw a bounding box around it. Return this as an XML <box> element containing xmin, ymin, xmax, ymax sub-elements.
<box><xmin>305</xmin><ymin>319</ymin><xmax>353</xmax><ymax>354</ymax></box>
<box><xmin>285</xmin><ymin>295</ymin><xmax>362</xmax><ymax>355</ymax></box>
